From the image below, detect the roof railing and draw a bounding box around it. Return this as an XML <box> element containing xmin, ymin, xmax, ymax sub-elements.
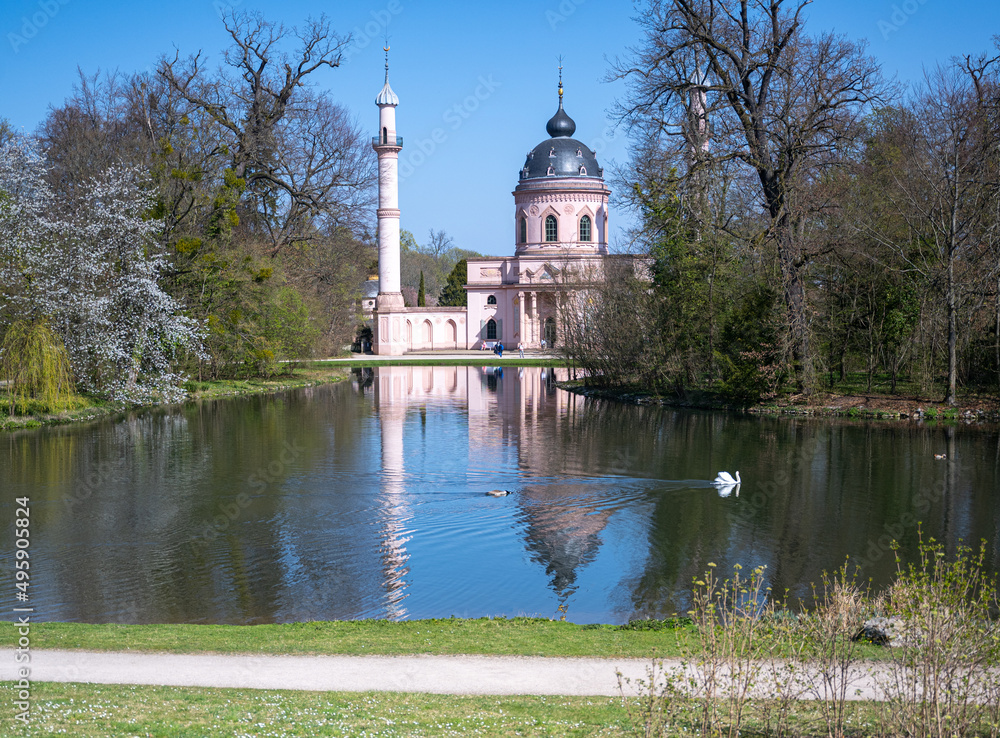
<box><xmin>372</xmin><ymin>136</ymin><xmax>403</xmax><ymax>147</ymax></box>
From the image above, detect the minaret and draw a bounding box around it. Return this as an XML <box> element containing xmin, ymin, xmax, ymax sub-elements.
<box><xmin>687</xmin><ymin>65</ymin><xmax>710</xmax><ymax>160</ymax></box>
<box><xmin>373</xmin><ymin>47</ymin><xmax>404</xmax><ymax>313</ymax></box>
<box><xmin>686</xmin><ymin>64</ymin><xmax>711</xmax><ymax>235</ymax></box>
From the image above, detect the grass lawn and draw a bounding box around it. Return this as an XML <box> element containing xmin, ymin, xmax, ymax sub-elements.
<box><xmin>3</xmin><ymin>682</ymin><xmax>631</xmax><ymax>737</ymax></box>
<box><xmin>0</xmin><ymin>619</ymin><xmax>935</xmax><ymax>736</ymax></box>
<box><xmin>1</xmin><ymin>681</ymin><xmax>903</xmax><ymax>737</ymax></box>
<box><xmin>0</xmin><ymin>618</ymin><xmax>701</xmax><ymax>659</ymax></box>
<box><xmin>180</xmin><ymin>367</ymin><xmax>350</xmax><ymax>399</ymax></box>
<box><xmin>0</xmin><ymin>617</ymin><xmax>887</xmax><ymax>664</ymax></box>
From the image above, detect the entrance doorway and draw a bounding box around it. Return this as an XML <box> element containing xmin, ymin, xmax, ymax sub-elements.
<box><xmin>543</xmin><ymin>317</ymin><xmax>556</xmax><ymax>347</ymax></box>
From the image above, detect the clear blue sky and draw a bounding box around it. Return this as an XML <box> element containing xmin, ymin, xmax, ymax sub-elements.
<box><xmin>3</xmin><ymin>0</ymin><xmax>999</xmax><ymax>256</ymax></box>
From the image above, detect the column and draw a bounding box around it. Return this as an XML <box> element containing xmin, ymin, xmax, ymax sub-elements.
<box><xmin>517</xmin><ymin>291</ymin><xmax>525</xmax><ymax>346</ymax></box>
<box><xmin>529</xmin><ymin>292</ymin><xmax>537</xmax><ymax>346</ymax></box>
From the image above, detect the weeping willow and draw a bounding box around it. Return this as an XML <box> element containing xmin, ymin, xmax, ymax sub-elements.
<box><xmin>0</xmin><ymin>318</ymin><xmax>76</xmax><ymax>415</ymax></box>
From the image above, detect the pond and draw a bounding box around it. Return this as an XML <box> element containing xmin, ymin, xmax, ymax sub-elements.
<box><xmin>2</xmin><ymin>365</ymin><xmax>999</xmax><ymax>624</ymax></box>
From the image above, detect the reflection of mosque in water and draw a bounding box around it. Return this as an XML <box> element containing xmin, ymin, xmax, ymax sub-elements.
<box><xmin>355</xmin><ymin>365</ymin><xmax>614</xmax><ymax>603</ymax></box>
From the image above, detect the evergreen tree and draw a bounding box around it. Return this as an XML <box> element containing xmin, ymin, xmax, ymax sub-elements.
<box><xmin>417</xmin><ymin>271</ymin><xmax>426</xmax><ymax>306</ymax></box>
<box><xmin>438</xmin><ymin>260</ymin><xmax>468</xmax><ymax>307</ymax></box>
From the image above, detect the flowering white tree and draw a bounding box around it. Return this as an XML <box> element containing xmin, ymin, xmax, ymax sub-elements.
<box><xmin>0</xmin><ymin>136</ymin><xmax>203</xmax><ymax>404</ymax></box>
<box><xmin>0</xmin><ymin>137</ymin><xmax>55</xmax><ymax>314</ymax></box>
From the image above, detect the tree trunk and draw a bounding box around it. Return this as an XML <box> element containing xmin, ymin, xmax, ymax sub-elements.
<box><xmin>995</xmin><ymin>275</ymin><xmax>999</xmax><ymax>393</ymax></box>
<box><xmin>946</xmin><ymin>255</ymin><xmax>958</xmax><ymax>405</ymax></box>
<box><xmin>776</xmin><ymin>223</ymin><xmax>814</xmax><ymax>394</ymax></box>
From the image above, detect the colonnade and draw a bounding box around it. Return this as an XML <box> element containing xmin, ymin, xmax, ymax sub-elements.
<box><xmin>516</xmin><ymin>290</ymin><xmax>566</xmax><ymax>348</ymax></box>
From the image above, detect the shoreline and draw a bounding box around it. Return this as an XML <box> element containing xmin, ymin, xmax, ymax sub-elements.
<box><xmin>5</xmin><ymin>354</ymin><xmax>999</xmax><ymax>433</ymax></box>
<box><xmin>0</xmin><ymin>355</ymin><xmax>563</xmax><ymax>433</ymax></box>
<box><xmin>560</xmin><ymin>381</ymin><xmax>1000</xmax><ymax>424</ymax></box>
<box><xmin>0</xmin><ymin>367</ymin><xmax>352</xmax><ymax>434</ymax></box>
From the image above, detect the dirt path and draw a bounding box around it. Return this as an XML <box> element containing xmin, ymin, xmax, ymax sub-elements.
<box><xmin>2</xmin><ymin>649</ymin><xmax>888</xmax><ymax>699</ymax></box>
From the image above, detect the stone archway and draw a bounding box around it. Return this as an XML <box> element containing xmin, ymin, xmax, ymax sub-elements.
<box><xmin>422</xmin><ymin>320</ymin><xmax>433</xmax><ymax>349</ymax></box>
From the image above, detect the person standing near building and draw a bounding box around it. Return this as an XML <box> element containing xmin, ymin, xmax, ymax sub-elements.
<box><xmin>517</xmin><ymin>341</ymin><xmax>524</xmax><ymax>358</ymax></box>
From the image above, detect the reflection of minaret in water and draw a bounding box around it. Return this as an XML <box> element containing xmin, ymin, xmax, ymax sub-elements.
<box><xmin>376</xmin><ymin>370</ymin><xmax>411</xmax><ymax>620</ymax></box>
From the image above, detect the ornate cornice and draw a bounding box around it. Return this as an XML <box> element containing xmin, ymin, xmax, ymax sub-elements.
<box><xmin>513</xmin><ymin>191</ymin><xmax>609</xmax><ymax>204</ymax></box>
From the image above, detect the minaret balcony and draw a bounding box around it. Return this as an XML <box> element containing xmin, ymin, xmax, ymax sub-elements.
<box><xmin>372</xmin><ymin>135</ymin><xmax>404</xmax><ymax>148</ymax></box>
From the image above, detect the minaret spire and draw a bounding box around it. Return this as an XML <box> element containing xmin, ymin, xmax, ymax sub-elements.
<box><xmin>558</xmin><ymin>56</ymin><xmax>564</xmax><ymax>107</ymax></box>
<box><xmin>546</xmin><ymin>57</ymin><xmax>576</xmax><ymax>138</ymax></box>
<box><xmin>384</xmin><ymin>44</ymin><xmax>390</xmax><ymax>84</ymax></box>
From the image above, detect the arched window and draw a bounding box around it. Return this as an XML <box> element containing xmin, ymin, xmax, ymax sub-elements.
<box><xmin>487</xmin><ymin>295</ymin><xmax>497</xmax><ymax>305</ymax></box>
<box><xmin>544</xmin><ymin>215</ymin><xmax>558</xmax><ymax>242</ymax></box>
<box><xmin>382</xmin><ymin>127</ymin><xmax>388</xmax><ymax>144</ymax></box>
<box><xmin>579</xmin><ymin>215</ymin><xmax>592</xmax><ymax>242</ymax></box>
<box><xmin>486</xmin><ymin>318</ymin><xmax>497</xmax><ymax>340</ymax></box>
<box><xmin>518</xmin><ymin>216</ymin><xmax>527</xmax><ymax>244</ymax></box>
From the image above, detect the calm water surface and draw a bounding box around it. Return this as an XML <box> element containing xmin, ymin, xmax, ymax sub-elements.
<box><xmin>2</xmin><ymin>366</ymin><xmax>999</xmax><ymax>624</ymax></box>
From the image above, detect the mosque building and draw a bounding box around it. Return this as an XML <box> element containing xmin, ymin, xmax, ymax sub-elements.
<box><xmin>370</xmin><ymin>56</ymin><xmax>632</xmax><ymax>355</ymax></box>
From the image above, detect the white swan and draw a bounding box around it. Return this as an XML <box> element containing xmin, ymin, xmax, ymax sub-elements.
<box><xmin>717</xmin><ymin>483</ymin><xmax>739</xmax><ymax>498</ymax></box>
<box><xmin>486</xmin><ymin>489</ymin><xmax>513</xmax><ymax>497</ymax></box>
<box><xmin>713</xmin><ymin>471</ymin><xmax>741</xmax><ymax>485</ymax></box>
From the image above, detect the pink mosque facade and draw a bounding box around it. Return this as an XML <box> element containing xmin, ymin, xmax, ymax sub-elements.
<box><xmin>371</xmin><ymin>62</ymin><xmax>622</xmax><ymax>354</ymax></box>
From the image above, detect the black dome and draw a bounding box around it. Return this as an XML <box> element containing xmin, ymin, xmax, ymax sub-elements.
<box><xmin>520</xmin><ymin>136</ymin><xmax>603</xmax><ymax>181</ymax></box>
<box><xmin>546</xmin><ymin>102</ymin><xmax>576</xmax><ymax>138</ymax></box>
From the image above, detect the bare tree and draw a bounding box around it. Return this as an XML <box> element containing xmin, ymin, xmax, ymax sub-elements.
<box><xmin>37</xmin><ymin>69</ymin><xmax>161</xmax><ymax>197</ymax></box>
<box><xmin>854</xmin><ymin>59</ymin><xmax>1000</xmax><ymax>404</ymax></box>
<box><xmin>159</xmin><ymin>10</ymin><xmax>375</xmax><ymax>255</ymax></box>
<box><xmin>613</xmin><ymin>0</ymin><xmax>893</xmax><ymax>392</ymax></box>
<box><xmin>425</xmin><ymin>229</ymin><xmax>455</xmax><ymax>258</ymax></box>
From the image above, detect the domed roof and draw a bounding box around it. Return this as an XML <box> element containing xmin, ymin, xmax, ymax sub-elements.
<box><xmin>519</xmin><ymin>80</ymin><xmax>604</xmax><ymax>182</ymax></box>
<box><xmin>546</xmin><ymin>102</ymin><xmax>576</xmax><ymax>138</ymax></box>
<box><xmin>376</xmin><ymin>80</ymin><xmax>399</xmax><ymax>106</ymax></box>
<box><xmin>520</xmin><ymin>136</ymin><xmax>603</xmax><ymax>181</ymax></box>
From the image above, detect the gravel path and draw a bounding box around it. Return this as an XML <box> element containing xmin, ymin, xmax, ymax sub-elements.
<box><xmin>2</xmin><ymin>649</ymin><xmax>888</xmax><ymax>699</ymax></box>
